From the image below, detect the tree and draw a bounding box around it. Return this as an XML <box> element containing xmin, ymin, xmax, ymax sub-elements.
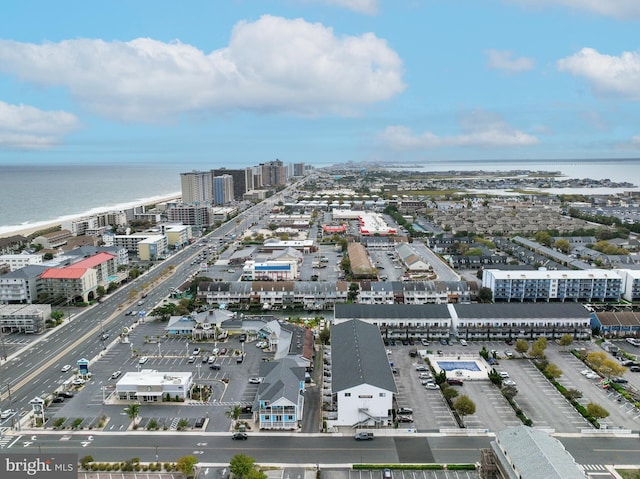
<box><xmin>529</xmin><ymin>337</ymin><xmax>548</xmax><ymax>359</ymax></box>
<box><xmin>43</xmin><ymin>252</ymin><xmax>54</xmax><ymax>260</ymax></box>
<box><xmin>565</xmin><ymin>388</ymin><xmax>583</xmax><ymax>401</ymax></box>
<box><xmin>501</xmin><ymin>385</ymin><xmax>518</xmax><ymax>400</ymax></box>
<box><xmin>230</xmin><ymin>454</ymin><xmax>256</xmax><ymax>479</ymax></box>
<box><xmin>478</xmin><ymin>287</ymin><xmax>493</xmax><ymax>303</ymax></box>
<box><xmin>442</xmin><ymin>386</ymin><xmax>459</xmax><ymax>401</ymax></box>
<box><xmin>544</xmin><ymin>363</ymin><xmax>563</xmax><ymax>379</ymax></box>
<box><xmin>50</xmin><ymin>310</ymin><xmax>65</xmax><ymax>321</ymax></box>
<box><xmin>319</xmin><ymin>326</ymin><xmax>330</xmax><ymax>345</ymax></box>
<box><xmin>96</xmin><ymin>285</ymin><xmax>106</xmax><ymax>297</ymax></box>
<box><xmin>226</xmin><ymin>404</ymin><xmax>242</xmax><ymax>424</ymax></box>
<box><xmin>515</xmin><ymin>339</ymin><xmax>529</xmax><ymax>357</ymax></box>
<box><xmin>176</xmin><ymin>455</ymin><xmax>198</xmax><ymax>476</ymax></box>
<box><xmin>554</xmin><ymin>239</ymin><xmax>571</xmax><ymax>254</ymax></box>
<box><xmin>453</xmin><ymin>395</ymin><xmax>476</xmax><ymax>419</ymax></box>
<box><xmin>124</xmin><ymin>403</ymin><xmax>140</xmax><ymax>421</ymax></box>
<box><xmin>558</xmin><ymin>334</ymin><xmax>573</xmax><ymax>350</ymax></box>
<box><xmin>534</xmin><ymin>231</ymin><xmax>552</xmax><ymax>246</ymax></box>
<box><xmin>586</xmin><ymin>402</ymin><xmax>610</xmax><ymax>420</ymax></box>
<box><xmin>586</xmin><ymin>351</ymin><xmax>627</xmax><ymax>378</ymax></box>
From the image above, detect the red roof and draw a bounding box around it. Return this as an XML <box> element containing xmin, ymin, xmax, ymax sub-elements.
<box><xmin>71</xmin><ymin>252</ymin><xmax>115</xmax><ymax>269</ymax></box>
<box><xmin>41</xmin><ymin>267</ymin><xmax>88</xmax><ymax>280</ymax></box>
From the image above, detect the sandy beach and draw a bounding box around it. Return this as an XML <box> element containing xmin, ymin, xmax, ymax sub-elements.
<box><xmin>0</xmin><ymin>194</ymin><xmax>181</xmax><ymax>240</ymax></box>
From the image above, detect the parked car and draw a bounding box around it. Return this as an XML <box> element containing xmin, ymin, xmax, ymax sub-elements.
<box><xmin>192</xmin><ymin>348</ymin><xmax>201</xmax><ymax>356</ymax></box>
<box><xmin>425</xmin><ymin>382</ymin><xmax>438</xmax><ymax>390</ymax></box>
<box><xmin>397</xmin><ymin>415</ymin><xmax>413</xmax><ymax>423</ymax></box>
<box><xmin>209</xmin><ymin>364</ymin><xmax>221</xmax><ymax>370</ymax></box>
<box><xmin>51</xmin><ymin>396</ymin><xmax>64</xmax><ymax>403</ymax></box>
<box><xmin>187</xmin><ymin>356</ymin><xmax>196</xmax><ymax>363</ymax></box>
<box><xmin>630</xmin><ymin>366</ymin><xmax>640</xmax><ymax>372</ymax></box>
<box><xmin>612</xmin><ymin>377</ymin><xmax>628</xmax><ymax>384</ymax></box>
<box><xmin>58</xmin><ymin>391</ymin><xmax>74</xmax><ymax>398</ymax></box>
<box><xmin>219</xmin><ymin>348</ymin><xmax>227</xmax><ymax>356</ymax></box>
<box><xmin>231</xmin><ymin>432</ymin><xmax>248</xmax><ymax>440</ymax></box>
<box><xmin>249</xmin><ymin>377</ymin><xmax>263</xmax><ymax>384</ymax></box>
<box><xmin>439</xmin><ymin>338</ymin><xmax>448</xmax><ymax>345</ymax></box>
<box><xmin>503</xmin><ymin>379</ymin><xmax>517</xmax><ymax>387</ymax></box>
<box><xmin>239</xmin><ymin>334</ymin><xmax>247</xmax><ymax>342</ymax></box>
<box><xmin>71</xmin><ymin>378</ymin><xmax>86</xmax><ymax>386</ymax></box>
<box><xmin>61</xmin><ymin>364</ymin><xmax>71</xmax><ymax>372</ymax></box>
<box><xmin>383</xmin><ymin>469</ymin><xmax>392</xmax><ymax>479</ymax></box>
<box><xmin>354</xmin><ymin>432</ymin><xmax>374</xmax><ymax>441</ymax></box>
<box><xmin>110</xmin><ymin>371</ymin><xmax>122</xmax><ymax>380</ymax></box>
<box><xmin>138</xmin><ymin>356</ymin><xmax>148</xmax><ymax>364</ymax></box>
<box><xmin>504</xmin><ymin>350</ymin><xmax>514</xmax><ymax>358</ymax></box>
<box><xmin>415</xmin><ymin>365</ymin><xmax>428</xmax><ymax>372</ymax></box>
<box><xmin>499</xmin><ymin>371</ymin><xmax>509</xmax><ymax>378</ymax></box>
<box><xmin>447</xmin><ymin>378</ymin><xmax>464</xmax><ymax>386</ymax></box>
<box><xmin>459</xmin><ymin>339</ymin><xmax>468</xmax><ymax>346</ymax></box>
<box><xmin>420</xmin><ymin>339</ymin><xmax>429</xmax><ymax>346</ymax></box>
<box><xmin>202</xmin><ymin>355</ymin><xmax>209</xmax><ymax>363</ymax></box>
<box><xmin>418</xmin><ymin>372</ymin><xmax>432</xmax><ymax>379</ymax></box>
<box><xmin>236</xmin><ymin>355</ymin><xmax>244</xmax><ymax>363</ymax></box>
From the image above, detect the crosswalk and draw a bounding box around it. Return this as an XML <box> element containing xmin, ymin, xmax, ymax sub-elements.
<box><xmin>581</xmin><ymin>463</ymin><xmax>608</xmax><ymax>472</ymax></box>
<box><xmin>185</xmin><ymin>401</ymin><xmax>252</xmax><ymax>407</ymax></box>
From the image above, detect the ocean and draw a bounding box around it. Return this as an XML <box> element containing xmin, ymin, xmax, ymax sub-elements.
<box><xmin>1</xmin><ymin>158</ymin><xmax>639</xmax><ymax>237</ymax></box>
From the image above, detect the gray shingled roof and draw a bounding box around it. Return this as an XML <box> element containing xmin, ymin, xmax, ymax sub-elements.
<box><xmin>254</xmin><ymin>358</ymin><xmax>305</xmax><ymax>408</ymax></box>
<box><xmin>335</xmin><ymin>303</ymin><xmax>451</xmax><ymax>320</ymax></box>
<box><xmin>493</xmin><ymin>426</ymin><xmax>586</xmax><ymax>479</ymax></box>
<box><xmin>453</xmin><ymin>303</ymin><xmax>589</xmax><ymax>319</ymax></box>
<box><xmin>331</xmin><ymin>320</ymin><xmax>397</xmax><ymax>393</ymax></box>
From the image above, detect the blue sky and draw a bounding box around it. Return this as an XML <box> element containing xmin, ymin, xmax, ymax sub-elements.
<box><xmin>0</xmin><ymin>0</ymin><xmax>639</xmax><ymax>168</ymax></box>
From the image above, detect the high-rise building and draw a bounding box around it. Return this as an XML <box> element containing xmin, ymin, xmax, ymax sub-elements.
<box><xmin>293</xmin><ymin>162</ymin><xmax>305</xmax><ymax>177</ymax></box>
<box><xmin>212</xmin><ymin>174</ymin><xmax>234</xmax><ymax>205</ymax></box>
<box><xmin>212</xmin><ymin>168</ymin><xmax>253</xmax><ymax>200</ymax></box>
<box><xmin>180</xmin><ymin>171</ymin><xmax>213</xmax><ymax>204</ymax></box>
<box><xmin>261</xmin><ymin>159</ymin><xmax>287</xmax><ymax>186</ymax></box>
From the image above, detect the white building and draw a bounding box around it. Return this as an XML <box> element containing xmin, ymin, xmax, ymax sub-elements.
<box><xmin>617</xmin><ymin>269</ymin><xmax>640</xmax><ymax>302</ymax></box>
<box><xmin>115</xmin><ymin>370</ymin><xmax>193</xmax><ymax>403</ymax></box>
<box><xmin>242</xmin><ymin>260</ymin><xmax>298</xmax><ymax>281</ymax></box>
<box><xmin>482</xmin><ymin>268</ymin><xmax>622</xmax><ymax>302</ymax></box>
<box><xmin>0</xmin><ymin>253</ymin><xmax>43</xmax><ymax>272</ymax></box>
<box><xmin>330</xmin><ymin>320</ymin><xmax>397</xmax><ymax>428</ymax></box>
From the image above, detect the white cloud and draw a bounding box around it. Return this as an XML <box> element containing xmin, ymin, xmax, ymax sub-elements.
<box><xmin>616</xmin><ymin>135</ymin><xmax>640</xmax><ymax>150</ymax></box>
<box><xmin>0</xmin><ymin>101</ymin><xmax>81</xmax><ymax>149</ymax></box>
<box><xmin>312</xmin><ymin>0</ymin><xmax>380</xmax><ymax>15</ymax></box>
<box><xmin>380</xmin><ymin>110</ymin><xmax>539</xmax><ymax>149</ymax></box>
<box><xmin>485</xmin><ymin>49</ymin><xmax>535</xmax><ymax>73</ymax></box>
<box><xmin>558</xmin><ymin>48</ymin><xmax>640</xmax><ymax>100</ymax></box>
<box><xmin>0</xmin><ymin>15</ymin><xmax>404</xmax><ymax>122</ymax></box>
<box><xmin>505</xmin><ymin>0</ymin><xmax>640</xmax><ymax>20</ymax></box>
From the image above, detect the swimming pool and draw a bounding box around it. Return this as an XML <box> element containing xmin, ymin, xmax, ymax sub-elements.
<box><xmin>436</xmin><ymin>361</ymin><xmax>481</xmax><ymax>372</ymax></box>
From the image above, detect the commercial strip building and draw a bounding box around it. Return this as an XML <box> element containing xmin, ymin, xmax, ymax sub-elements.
<box><xmin>241</xmin><ymin>260</ymin><xmax>298</xmax><ymax>282</ymax></box>
<box><xmin>115</xmin><ymin>370</ymin><xmax>193</xmax><ymax>403</ymax></box>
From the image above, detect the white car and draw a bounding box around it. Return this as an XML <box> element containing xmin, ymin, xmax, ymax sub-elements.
<box><xmin>1</xmin><ymin>409</ymin><xmax>16</xmax><ymax>420</ymax></box>
<box><xmin>424</xmin><ymin>382</ymin><xmax>439</xmax><ymax>390</ymax></box>
<box><xmin>249</xmin><ymin>377</ymin><xmax>263</xmax><ymax>384</ymax></box>
<box><xmin>585</xmin><ymin>372</ymin><xmax>599</xmax><ymax>380</ymax></box>
<box><xmin>61</xmin><ymin>364</ymin><xmax>72</xmax><ymax>372</ymax></box>
<box><xmin>459</xmin><ymin>339</ymin><xmax>468</xmax><ymax>346</ymax></box>
<box><xmin>503</xmin><ymin>379</ymin><xmax>517</xmax><ymax>387</ymax></box>
<box><xmin>110</xmin><ymin>370</ymin><xmax>122</xmax><ymax>380</ymax></box>
<box><xmin>499</xmin><ymin>371</ymin><xmax>510</xmax><ymax>378</ymax></box>
<box><xmin>212</xmin><ymin>348</ymin><xmax>220</xmax><ymax>355</ymax></box>
<box><xmin>420</xmin><ymin>339</ymin><xmax>429</xmax><ymax>346</ymax></box>
<box><xmin>71</xmin><ymin>378</ymin><xmax>86</xmax><ymax>386</ymax></box>
<box><xmin>138</xmin><ymin>356</ymin><xmax>149</xmax><ymax>364</ymax></box>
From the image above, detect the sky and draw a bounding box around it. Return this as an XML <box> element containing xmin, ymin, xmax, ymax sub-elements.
<box><xmin>0</xmin><ymin>0</ymin><xmax>639</xmax><ymax>168</ymax></box>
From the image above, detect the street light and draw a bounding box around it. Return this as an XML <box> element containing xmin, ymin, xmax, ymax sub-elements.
<box><xmin>155</xmin><ymin>445</ymin><xmax>159</xmax><ymax>462</ymax></box>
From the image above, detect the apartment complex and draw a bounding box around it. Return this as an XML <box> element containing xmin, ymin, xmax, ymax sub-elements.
<box><xmin>482</xmin><ymin>268</ymin><xmax>623</xmax><ymax>303</ymax></box>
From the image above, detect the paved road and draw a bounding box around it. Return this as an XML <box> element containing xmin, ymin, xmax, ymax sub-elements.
<box><xmin>2</xmin><ymin>431</ymin><xmax>638</xmax><ymax>468</ymax></box>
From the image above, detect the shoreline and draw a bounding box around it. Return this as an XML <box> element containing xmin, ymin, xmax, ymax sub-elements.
<box><xmin>0</xmin><ymin>193</ymin><xmax>181</xmax><ymax>240</ymax></box>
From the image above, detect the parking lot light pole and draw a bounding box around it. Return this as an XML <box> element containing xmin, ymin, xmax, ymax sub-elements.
<box><xmin>155</xmin><ymin>445</ymin><xmax>158</xmax><ymax>462</ymax></box>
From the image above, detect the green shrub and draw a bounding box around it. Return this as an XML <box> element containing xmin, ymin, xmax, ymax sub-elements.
<box><xmin>446</xmin><ymin>464</ymin><xmax>477</xmax><ymax>470</ymax></box>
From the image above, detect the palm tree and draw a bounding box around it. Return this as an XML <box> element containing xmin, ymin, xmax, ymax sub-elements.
<box><xmin>226</xmin><ymin>404</ymin><xmax>243</xmax><ymax>428</ymax></box>
<box><xmin>124</xmin><ymin>403</ymin><xmax>141</xmax><ymax>423</ymax></box>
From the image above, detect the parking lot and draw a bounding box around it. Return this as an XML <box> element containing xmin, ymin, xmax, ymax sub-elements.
<box><xmin>45</xmin><ymin>317</ymin><xmax>280</xmax><ymax>433</ymax></box>
<box><xmin>386</xmin><ymin>339</ymin><xmax>640</xmax><ymax>434</ymax></box>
